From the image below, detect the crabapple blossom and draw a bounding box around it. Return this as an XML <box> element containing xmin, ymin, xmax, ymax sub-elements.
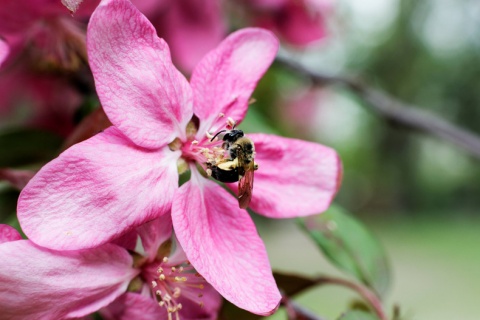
<box><xmin>0</xmin><ymin>0</ymin><xmax>94</xmax><ymax>135</ymax></box>
<box><xmin>0</xmin><ymin>219</ymin><xmax>221</xmax><ymax>320</ymax></box>
<box><xmin>17</xmin><ymin>0</ymin><xmax>341</xmax><ymax>314</ymax></box>
<box><xmin>239</xmin><ymin>0</ymin><xmax>332</xmax><ymax>46</ymax></box>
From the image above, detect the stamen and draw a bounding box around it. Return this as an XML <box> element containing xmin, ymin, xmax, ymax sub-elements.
<box><xmin>227</xmin><ymin>117</ymin><xmax>236</xmax><ymax>128</ymax></box>
<box><xmin>153</xmin><ymin>257</ymin><xmax>207</xmax><ymax>320</ymax></box>
<box><xmin>174</xmin><ymin>276</ymin><xmax>187</xmax><ymax>282</ymax></box>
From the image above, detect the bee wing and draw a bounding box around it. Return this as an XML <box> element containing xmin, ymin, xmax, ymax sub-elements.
<box><xmin>238</xmin><ymin>161</ymin><xmax>255</xmax><ymax>209</ymax></box>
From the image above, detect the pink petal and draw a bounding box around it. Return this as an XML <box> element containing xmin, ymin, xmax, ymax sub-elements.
<box><xmin>176</xmin><ymin>281</ymin><xmax>222</xmax><ymax>320</ymax></box>
<box><xmin>273</xmin><ymin>0</ymin><xmax>329</xmax><ymax>46</ymax></box>
<box><xmin>18</xmin><ymin>127</ymin><xmax>180</xmax><ymax>250</ymax></box>
<box><xmin>231</xmin><ymin>133</ymin><xmax>341</xmax><ymax>218</ymax></box>
<box><xmin>172</xmin><ymin>169</ymin><xmax>280</xmax><ymax>315</ymax></box>
<box><xmin>0</xmin><ymin>225</ymin><xmax>22</xmax><ymax>244</ymax></box>
<box><xmin>111</xmin><ymin>229</ymin><xmax>138</xmax><ymax>252</ymax></box>
<box><xmin>0</xmin><ymin>39</ymin><xmax>9</xmax><ymax>67</ymax></box>
<box><xmin>0</xmin><ymin>0</ymin><xmax>64</xmax><ymax>35</ymax></box>
<box><xmin>190</xmin><ymin>28</ymin><xmax>279</xmax><ymax>136</ymax></box>
<box><xmin>137</xmin><ymin>215</ymin><xmax>173</xmax><ymax>260</ymax></box>
<box><xmin>131</xmin><ymin>0</ymin><xmax>170</xmax><ymax>16</ymax></box>
<box><xmin>0</xmin><ymin>241</ymin><xmax>137</xmax><ymax>319</ymax></box>
<box><xmin>278</xmin><ymin>2</ymin><xmax>327</xmax><ymax>46</ymax></box>
<box><xmin>101</xmin><ymin>293</ymin><xmax>167</xmax><ymax>320</ymax></box>
<box><xmin>88</xmin><ymin>0</ymin><xmax>193</xmax><ymax>149</ymax></box>
<box><xmin>153</xmin><ymin>0</ymin><xmax>226</xmax><ymax>72</ymax></box>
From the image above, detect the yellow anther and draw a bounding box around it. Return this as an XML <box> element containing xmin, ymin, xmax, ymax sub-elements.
<box><xmin>174</xmin><ymin>276</ymin><xmax>187</xmax><ymax>282</ymax></box>
<box><xmin>227</xmin><ymin>117</ymin><xmax>236</xmax><ymax>128</ymax></box>
<box><xmin>152</xmin><ymin>281</ymin><xmax>157</xmax><ymax>288</ymax></box>
<box><xmin>159</xmin><ymin>274</ymin><xmax>166</xmax><ymax>280</ymax></box>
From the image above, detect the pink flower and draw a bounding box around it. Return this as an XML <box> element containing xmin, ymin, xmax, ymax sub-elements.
<box><xmin>0</xmin><ymin>224</ymin><xmax>137</xmax><ymax>319</ymax></box>
<box><xmin>0</xmin><ymin>39</ymin><xmax>8</xmax><ymax>67</ymax></box>
<box><xmin>63</xmin><ymin>0</ymin><xmax>226</xmax><ymax>72</ymax></box>
<box><xmin>0</xmin><ymin>0</ymin><xmax>94</xmax><ymax>135</ymax></box>
<box><xmin>240</xmin><ymin>0</ymin><xmax>331</xmax><ymax>46</ymax></box>
<box><xmin>18</xmin><ymin>0</ymin><xmax>341</xmax><ymax>314</ymax></box>
<box><xmin>0</xmin><ymin>219</ymin><xmax>221</xmax><ymax>319</ymax></box>
<box><xmin>146</xmin><ymin>0</ymin><xmax>226</xmax><ymax>72</ymax></box>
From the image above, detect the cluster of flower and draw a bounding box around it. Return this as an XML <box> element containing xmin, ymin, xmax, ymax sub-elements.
<box><xmin>0</xmin><ymin>0</ymin><xmax>341</xmax><ymax>319</ymax></box>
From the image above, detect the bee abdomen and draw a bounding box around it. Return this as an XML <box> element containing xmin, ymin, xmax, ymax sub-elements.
<box><xmin>210</xmin><ymin>166</ymin><xmax>240</xmax><ymax>183</ymax></box>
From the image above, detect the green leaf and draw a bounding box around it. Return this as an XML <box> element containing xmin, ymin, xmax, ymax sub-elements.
<box><xmin>0</xmin><ymin>128</ymin><xmax>62</xmax><ymax>167</ymax></box>
<box><xmin>338</xmin><ymin>310</ymin><xmax>378</xmax><ymax>320</ymax></box>
<box><xmin>298</xmin><ymin>205</ymin><xmax>391</xmax><ymax>298</ymax></box>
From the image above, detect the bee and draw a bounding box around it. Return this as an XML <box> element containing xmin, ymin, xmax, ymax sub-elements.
<box><xmin>207</xmin><ymin>127</ymin><xmax>258</xmax><ymax>209</ymax></box>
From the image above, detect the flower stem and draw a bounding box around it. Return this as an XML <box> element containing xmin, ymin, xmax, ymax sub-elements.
<box><xmin>314</xmin><ymin>276</ymin><xmax>387</xmax><ymax>320</ymax></box>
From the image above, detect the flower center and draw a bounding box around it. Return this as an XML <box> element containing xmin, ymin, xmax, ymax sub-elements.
<box><xmin>150</xmin><ymin>257</ymin><xmax>207</xmax><ymax>320</ymax></box>
<box><xmin>171</xmin><ymin>116</ymin><xmax>239</xmax><ymax>173</ymax></box>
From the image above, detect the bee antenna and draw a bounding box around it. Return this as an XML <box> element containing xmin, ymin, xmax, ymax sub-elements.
<box><xmin>210</xmin><ymin>130</ymin><xmax>227</xmax><ymax>142</ymax></box>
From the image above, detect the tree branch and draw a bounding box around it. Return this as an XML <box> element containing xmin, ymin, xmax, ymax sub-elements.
<box><xmin>276</xmin><ymin>56</ymin><xmax>480</xmax><ymax>160</ymax></box>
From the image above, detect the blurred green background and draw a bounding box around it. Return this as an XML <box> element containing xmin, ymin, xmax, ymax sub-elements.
<box><xmin>1</xmin><ymin>0</ymin><xmax>479</xmax><ymax>319</ymax></box>
<box><xmin>247</xmin><ymin>0</ymin><xmax>480</xmax><ymax>319</ymax></box>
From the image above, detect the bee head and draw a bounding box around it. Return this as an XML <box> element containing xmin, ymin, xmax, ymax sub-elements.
<box><xmin>223</xmin><ymin>129</ymin><xmax>244</xmax><ymax>143</ymax></box>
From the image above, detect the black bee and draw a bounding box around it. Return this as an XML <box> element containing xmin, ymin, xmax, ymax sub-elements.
<box><xmin>207</xmin><ymin>128</ymin><xmax>257</xmax><ymax>209</ymax></box>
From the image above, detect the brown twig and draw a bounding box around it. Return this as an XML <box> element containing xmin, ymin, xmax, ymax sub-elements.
<box><xmin>313</xmin><ymin>276</ymin><xmax>387</xmax><ymax>320</ymax></box>
<box><xmin>276</xmin><ymin>56</ymin><xmax>480</xmax><ymax>160</ymax></box>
